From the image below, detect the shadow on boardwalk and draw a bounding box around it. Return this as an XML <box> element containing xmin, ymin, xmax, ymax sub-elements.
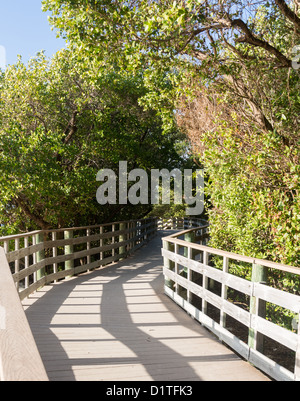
<box><xmin>23</xmin><ymin>232</ymin><xmax>269</xmax><ymax>381</ymax></box>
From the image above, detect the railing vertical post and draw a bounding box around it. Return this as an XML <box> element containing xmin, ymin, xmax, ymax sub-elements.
<box><xmin>248</xmin><ymin>263</ymin><xmax>268</xmax><ymax>353</ymax></box>
<box><xmin>112</xmin><ymin>224</ymin><xmax>115</xmax><ymax>261</ymax></box>
<box><xmin>184</xmin><ymin>231</ymin><xmax>195</xmax><ymax>258</ymax></box>
<box><xmin>3</xmin><ymin>240</ymin><xmax>9</xmax><ymax>254</ymax></box>
<box><xmin>14</xmin><ymin>238</ymin><xmax>20</xmax><ymax>291</ymax></box>
<box><xmin>52</xmin><ymin>232</ymin><xmax>58</xmax><ymax>282</ymax></box>
<box><xmin>163</xmin><ymin>240</ymin><xmax>174</xmax><ymax>290</ymax></box>
<box><xmin>184</xmin><ymin>230</ymin><xmax>195</xmax><ymax>303</ymax></box>
<box><xmin>202</xmin><ymin>251</ymin><xmax>209</xmax><ymax>315</ymax></box>
<box><xmin>64</xmin><ymin>230</ymin><xmax>74</xmax><ymax>277</ymax></box>
<box><xmin>127</xmin><ymin>222</ymin><xmax>131</xmax><ymax>252</ymax></box>
<box><xmin>220</xmin><ymin>256</ymin><xmax>229</xmax><ymax>329</ymax></box>
<box><xmin>131</xmin><ymin>221</ymin><xmax>134</xmax><ymax>248</ymax></box>
<box><xmin>32</xmin><ymin>235</ymin><xmax>37</xmax><ymax>283</ymax></box>
<box><xmin>24</xmin><ymin>236</ymin><xmax>29</xmax><ymax>289</ymax></box>
<box><xmin>36</xmin><ymin>233</ymin><xmax>45</xmax><ymax>281</ymax></box>
<box><xmin>87</xmin><ymin>228</ymin><xmax>91</xmax><ymax>272</ymax></box>
<box><xmin>100</xmin><ymin>226</ymin><xmax>104</xmax><ymax>263</ymax></box>
<box><xmin>143</xmin><ymin>220</ymin><xmax>147</xmax><ymax>242</ymax></box>
<box><xmin>131</xmin><ymin>221</ymin><xmax>135</xmax><ymax>250</ymax></box>
<box><xmin>174</xmin><ymin>243</ymin><xmax>179</xmax><ymax>295</ymax></box>
<box><xmin>139</xmin><ymin>220</ymin><xmax>142</xmax><ymax>244</ymax></box>
<box><xmin>187</xmin><ymin>245</ymin><xmax>192</xmax><ymax>304</ymax></box>
<box><xmin>136</xmin><ymin>221</ymin><xmax>139</xmax><ymax>246</ymax></box>
<box><xmin>119</xmin><ymin>222</ymin><xmax>127</xmax><ymax>259</ymax></box>
<box><xmin>295</xmin><ymin>314</ymin><xmax>300</xmax><ymax>381</ymax></box>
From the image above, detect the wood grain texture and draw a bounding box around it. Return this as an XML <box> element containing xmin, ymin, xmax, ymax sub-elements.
<box><xmin>0</xmin><ymin>248</ymin><xmax>48</xmax><ymax>381</ymax></box>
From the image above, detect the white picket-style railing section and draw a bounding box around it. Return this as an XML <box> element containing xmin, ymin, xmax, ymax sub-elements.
<box><xmin>162</xmin><ymin>226</ymin><xmax>300</xmax><ymax>382</ymax></box>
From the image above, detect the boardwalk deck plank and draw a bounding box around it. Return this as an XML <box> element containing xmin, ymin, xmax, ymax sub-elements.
<box><xmin>22</xmin><ymin>233</ymin><xmax>270</xmax><ymax>382</ymax></box>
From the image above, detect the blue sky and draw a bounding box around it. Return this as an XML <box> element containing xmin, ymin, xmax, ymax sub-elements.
<box><xmin>0</xmin><ymin>0</ymin><xmax>66</xmax><ymax>69</ymax></box>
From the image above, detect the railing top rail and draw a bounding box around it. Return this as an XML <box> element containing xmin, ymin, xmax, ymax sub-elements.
<box><xmin>163</xmin><ymin>226</ymin><xmax>300</xmax><ymax>276</ymax></box>
<box><xmin>0</xmin><ymin>216</ymin><xmax>208</xmax><ymax>242</ymax></box>
<box><xmin>0</xmin><ymin>217</ymin><xmax>158</xmax><ymax>242</ymax></box>
<box><xmin>0</xmin><ymin>230</ymin><xmax>43</xmax><ymax>241</ymax></box>
<box><xmin>163</xmin><ymin>225</ymin><xmax>210</xmax><ymax>237</ymax></box>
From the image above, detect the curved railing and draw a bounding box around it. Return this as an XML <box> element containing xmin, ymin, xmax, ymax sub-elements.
<box><xmin>162</xmin><ymin>226</ymin><xmax>300</xmax><ymax>381</ymax></box>
<box><xmin>157</xmin><ymin>217</ymin><xmax>207</xmax><ymax>230</ymax></box>
<box><xmin>0</xmin><ymin>216</ymin><xmax>209</xmax><ymax>381</ymax></box>
<box><xmin>0</xmin><ymin>217</ymin><xmax>158</xmax><ymax>381</ymax></box>
<box><xmin>4</xmin><ymin>215</ymin><xmax>299</xmax><ymax>381</ymax></box>
<box><xmin>0</xmin><ymin>218</ymin><xmax>158</xmax><ymax>301</ymax></box>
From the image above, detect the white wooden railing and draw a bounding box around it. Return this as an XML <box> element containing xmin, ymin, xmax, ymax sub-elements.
<box><xmin>0</xmin><ymin>218</ymin><xmax>158</xmax><ymax>301</ymax></box>
<box><xmin>3</xmin><ymin>214</ymin><xmax>300</xmax><ymax>381</ymax></box>
<box><xmin>157</xmin><ymin>217</ymin><xmax>207</xmax><ymax>230</ymax></box>
<box><xmin>0</xmin><ymin>217</ymin><xmax>158</xmax><ymax>381</ymax></box>
<box><xmin>162</xmin><ymin>226</ymin><xmax>300</xmax><ymax>381</ymax></box>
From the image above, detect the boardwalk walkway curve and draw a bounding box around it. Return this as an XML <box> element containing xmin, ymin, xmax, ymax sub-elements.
<box><xmin>22</xmin><ymin>231</ymin><xmax>269</xmax><ymax>381</ymax></box>
<box><xmin>1</xmin><ymin>217</ymin><xmax>299</xmax><ymax>381</ymax></box>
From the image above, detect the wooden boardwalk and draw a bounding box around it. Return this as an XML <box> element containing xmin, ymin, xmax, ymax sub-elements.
<box><xmin>22</xmin><ymin>232</ymin><xmax>270</xmax><ymax>381</ymax></box>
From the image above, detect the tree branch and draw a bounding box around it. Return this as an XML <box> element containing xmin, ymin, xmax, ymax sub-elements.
<box><xmin>15</xmin><ymin>195</ymin><xmax>51</xmax><ymax>230</ymax></box>
<box><xmin>274</xmin><ymin>0</ymin><xmax>300</xmax><ymax>32</ymax></box>
<box><xmin>222</xmin><ymin>34</ymin><xmax>256</xmax><ymax>62</ymax></box>
<box><xmin>64</xmin><ymin>110</ymin><xmax>78</xmax><ymax>144</ymax></box>
<box><xmin>223</xmin><ymin>74</ymin><xmax>275</xmax><ymax>133</ymax></box>
<box><xmin>230</xmin><ymin>18</ymin><xmax>292</xmax><ymax>68</ymax></box>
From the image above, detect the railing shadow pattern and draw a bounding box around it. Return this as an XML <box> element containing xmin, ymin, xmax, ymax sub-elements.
<box><xmin>2</xmin><ymin>216</ymin><xmax>299</xmax><ymax>381</ymax></box>
<box><xmin>162</xmin><ymin>227</ymin><xmax>300</xmax><ymax>381</ymax></box>
<box><xmin>0</xmin><ymin>218</ymin><xmax>158</xmax><ymax>381</ymax></box>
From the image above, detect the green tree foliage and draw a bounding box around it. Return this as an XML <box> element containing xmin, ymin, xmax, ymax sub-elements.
<box><xmin>43</xmin><ymin>0</ymin><xmax>300</xmax><ymax>267</ymax></box>
<box><xmin>0</xmin><ymin>50</ymin><xmax>183</xmax><ymax>234</ymax></box>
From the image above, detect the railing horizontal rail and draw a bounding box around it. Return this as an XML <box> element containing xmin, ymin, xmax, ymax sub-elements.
<box><xmin>0</xmin><ymin>217</ymin><xmax>159</xmax><ymax>381</ymax></box>
<box><xmin>156</xmin><ymin>217</ymin><xmax>207</xmax><ymax>230</ymax></box>
<box><xmin>162</xmin><ymin>248</ymin><xmax>253</xmax><ymax>296</ymax></box>
<box><xmin>164</xmin><ymin>236</ymin><xmax>300</xmax><ymax>276</ymax></box>
<box><xmin>162</xmin><ymin>226</ymin><xmax>300</xmax><ymax>382</ymax></box>
<box><xmin>0</xmin><ymin>218</ymin><xmax>158</xmax><ymax>302</ymax></box>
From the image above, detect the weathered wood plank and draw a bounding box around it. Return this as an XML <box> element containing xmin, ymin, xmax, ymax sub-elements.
<box><xmin>295</xmin><ymin>316</ymin><xmax>300</xmax><ymax>381</ymax></box>
<box><xmin>249</xmin><ymin>348</ymin><xmax>294</xmax><ymax>382</ymax></box>
<box><xmin>43</xmin><ymin>228</ymin><xmax>137</xmax><ymax>249</ymax></box>
<box><xmin>253</xmin><ymin>282</ymin><xmax>300</xmax><ymax>313</ymax></box>
<box><xmin>6</xmin><ymin>242</ymin><xmax>44</xmax><ymax>263</ymax></box>
<box><xmin>162</xmin><ymin>248</ymin><xmax>253</xmax><ymax>296</ymax></box>
<box><xmin>0</xmin><ymin>248</ymin><xmax>48</xmax><ymax>381</ymax></box>
<box><xmin>251</xmin><ymin>315</ymin><xmax>298</xmax><ymax>352</ymax></box>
